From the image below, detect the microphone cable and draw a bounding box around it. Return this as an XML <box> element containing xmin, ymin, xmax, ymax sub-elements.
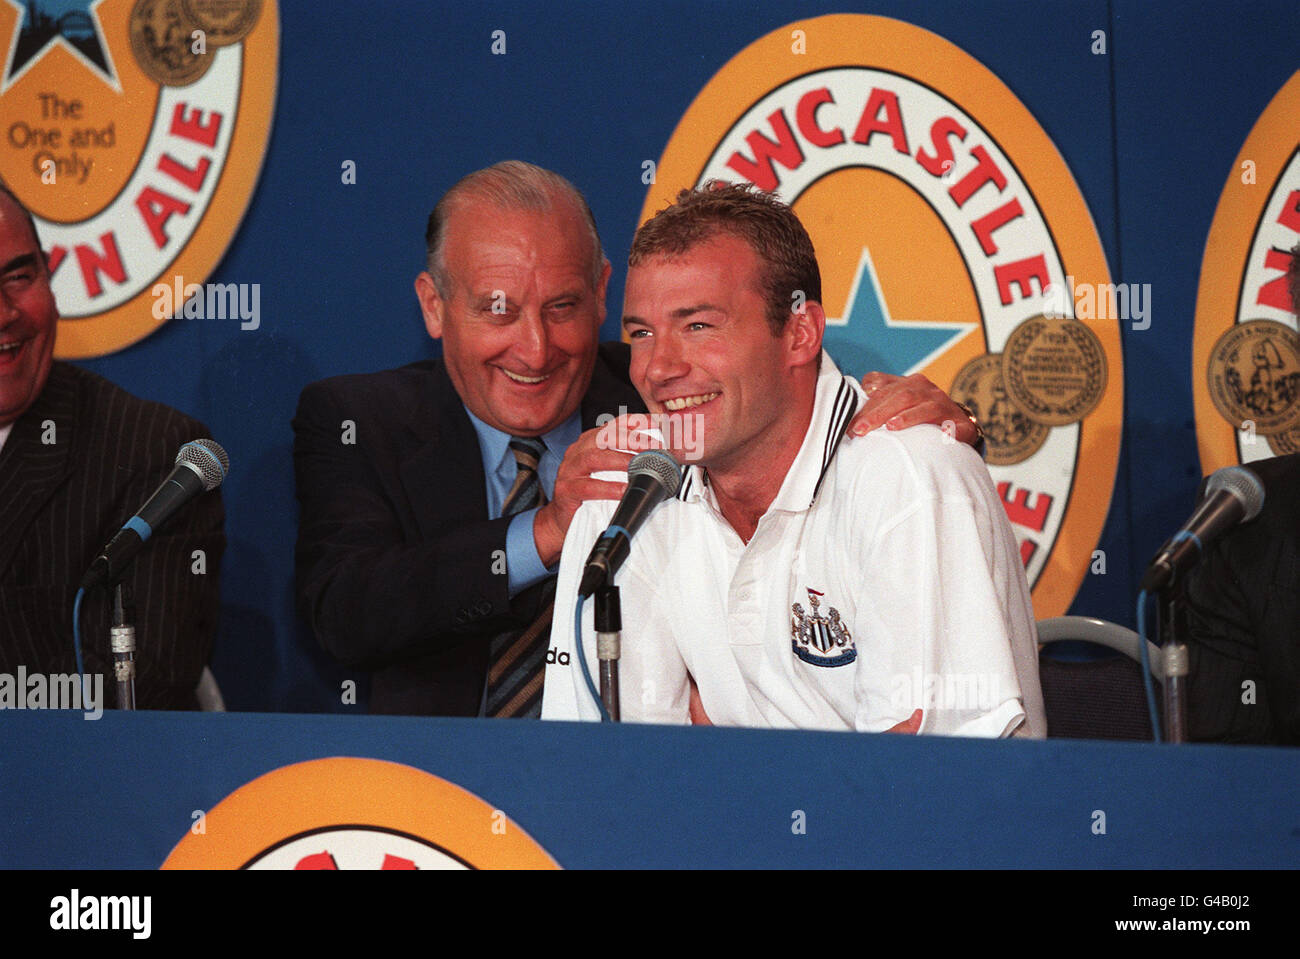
<box><xmin>574</xmin><ymin>594</ymin><xmax>611</xmax><ymax>722</ymax></box>
<box><xmin>73</xmin><ymin>587</ymin><xmax>87</xmax><ymax>679</ymax></box>
<box><xmin>1136</xmin><ymin>589</ymin><xmax>1161</xmax><ymax>743</ymax></box>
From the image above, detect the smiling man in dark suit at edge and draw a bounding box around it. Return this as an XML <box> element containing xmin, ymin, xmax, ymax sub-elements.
<box><xmin>0</xmin><ymin>183</ymin><xmax>224</xmax><ymax>709</ymax></box>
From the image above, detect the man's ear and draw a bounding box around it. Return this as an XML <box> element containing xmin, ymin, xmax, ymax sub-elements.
<box><xmin>414</xmin><ymin>271</ymin><xmax>445</xmax><ymax>340</ymax></box>
<box><xmin>786</xmin><ymin>299</ymin><xmax>826</xmax><ymax>367</ymax></box>
<box><xmin>595</xmin><ymin>258</ymin><xmax>612</xmax><ymax>322</ymax></box>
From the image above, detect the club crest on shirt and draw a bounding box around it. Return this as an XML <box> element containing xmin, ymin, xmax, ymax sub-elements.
<box><xmin>790</xmin><ymin>588</ymin><xmax>856</xmax><ymax>667</ymax></box>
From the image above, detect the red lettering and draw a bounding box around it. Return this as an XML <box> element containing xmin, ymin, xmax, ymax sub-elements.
<box><xmin>158</xmin><ymin>153</ymin><xmax>212</xmax><ymax>192</ymax></box>
<box><xmin>293</xmin><ymin>850</ymin><xmax>416</xmax><ymax>868</ymax></box>
<box><xmin>970</xmin><ymin>198</ymin><xmax>1024</xmax><ymax>256</ymax></box>
<box><xmin>294</xmin><ymin>851</ymin><xmax>339</xmax><ymax>869</ymax></box>
<box><xmin>135</xmin><ymin>186</ymin><xmax>192</xmax><ymax>248</ymax></box>
<box><xmin>169</xmin><ymin>102</ymin><xmax>222</xmax><ymax>147</ymax></box>
<box><xmin>74</xmin><ymin>232</ymin><xmax>126</xmax><ymax>298</ymax></box>
<box><xmin>915</xmin><ymin>116</ymin><xmax>968</xmax><ymax>177</ymax></box>
<box><xmin>1278</xmin><ymin>189</ymin><xmax>1300</xmax><ymax>233</ymax></box>
<box><xmin>46</xmin><ymin>245</ymin><xmax>66</xmax><ymax>275</ymax></box>
<box><xmin>850</xmin><ymin>88</ymin><xmax>909</xmax><ymax>154</ymax></box>
<box><xmin>725</xmin><ymin>109</ymin><xmax>805</xmax><ymax>191</ymax></box>
<box><xmin>997</xmin><ymin>481</ymin><xmax>1053</xmax><ymax>533</ymax></box>
<box><xmin>794</xmin><ymin>88</ymin><xmax>844</xmax><ymax>149</ymax></box>
<box><xmin>948</xmin><ymin>145</ymin><xmax>1007</xmax><ymax>208</ymax></box>
<box><xmin>1256</xmin><ymin>247</ymin><xmax>1296</xmax><ymax>311</ymax></box>
<box><xmin>994</xmin><ymin>254</ymin><xmax>1050</xmax><ymax>305</ymax></box>
<box><xmin>1018</xmin><ymin>538</ymin><xmax>1037</xmax><ymax>568</ymax></box>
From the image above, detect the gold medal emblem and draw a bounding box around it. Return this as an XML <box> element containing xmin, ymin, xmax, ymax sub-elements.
<box><xmin>1001</xmin><ymin>315</ymin><xmax>1108</xmax><ymax>426</ymax></box>
<box><xmin>182</xmin><ymin>0</ymin><xmax>264</xmax><ymax>46</ymax></box>
<box><xmin>129</xmin><ymin>0</ymin><xmax>212</xmax><ymax>86</ymax></box>
<box><xmin>951</xmin><ymin>353</ymin><xmax>1049</xmax><ymax>466</ymax></box>
<box><xmin>1206</xmin><ymin>318</ymin><xmax>1300</xmax><ymax>436</ymax></box>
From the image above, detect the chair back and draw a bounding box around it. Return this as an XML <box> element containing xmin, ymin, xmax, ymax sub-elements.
<box><xmin>1037</xmin><ymin>616</ymin><xmax>1162</xmax><ymax>741</ymax></box>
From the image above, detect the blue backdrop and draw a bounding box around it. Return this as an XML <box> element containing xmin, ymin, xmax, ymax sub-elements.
<box><xmin>69</xmin><ymin>0</ymin><xmax>1300</xmax><ymax>711</ymax></box>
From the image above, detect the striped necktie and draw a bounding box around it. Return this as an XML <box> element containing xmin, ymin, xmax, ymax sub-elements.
<box><xmin>500</xmin><ymin>437</ymin><xmax>547</xmax><ymax>517</ymax></box>
<box><xmin>485</xmin><ymin>437</ymin><xmax>553</xmax><ymax>717</ymax></box>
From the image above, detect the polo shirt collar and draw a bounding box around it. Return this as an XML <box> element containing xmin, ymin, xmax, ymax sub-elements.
<box><xmin>676</xmin><ymin>351</ymin><xmax>862</xmax><ymax>511</ymax></box>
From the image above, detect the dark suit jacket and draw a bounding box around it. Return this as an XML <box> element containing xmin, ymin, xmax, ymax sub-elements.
<box><xmin>1184</xmin><ymin>452</ymin><xmax>1300</xmax><ymax>744</ymax></box>
<box><xmin>292</xmin><ymin>342</ymin><xmax>644</xmax><ymax>716</ymax></box>
<box><xmin>0</xmin><ymin>362</ymin><xmax>225</xmax><ymax>709</ymax></box>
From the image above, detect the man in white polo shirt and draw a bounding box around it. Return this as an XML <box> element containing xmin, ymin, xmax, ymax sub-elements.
<box><xmin>541</xmin><ymin>183</ymin><xmax>1045</xmax><ymax>737</ymax></box>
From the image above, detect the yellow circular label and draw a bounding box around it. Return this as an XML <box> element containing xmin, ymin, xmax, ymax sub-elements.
<box><xmin>1194</xmin><ymin>71</ymin><xmax>1300</xmax><ymax>471</ymax></box>
<box><xmin>642</xmin><ymin>14</ymin><xmax>1123</xmax><ymax>618</ymax></box>
<box><xmin>0</xmin><ymin>0</ymin><xmax>278</xmax><ymax>357</ymax></box>
<box><xmin>162</xmin><ymin>758</ymin><xmax>560</xmax><ymax>870</ymax></box>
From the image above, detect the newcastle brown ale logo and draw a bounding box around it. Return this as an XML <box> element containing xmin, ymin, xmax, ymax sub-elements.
<box><xmin>163</xmin><ymin>758</ymin><xmax>560</xmax><ymax>870</ymax></box>
<box><xmin>645</xmin><ymin>14</ymin><xmax>1123</xmax><ymax>617</ymax></box>
<box><xmin>0</xmin><ymin>0</ymin><xmax>277</xmax><ymax>357</ymax></box>
<box><xmin>1194</xmin><ymin>72</ymin><xmax>1300</xmax><ymax>469</ymax></box>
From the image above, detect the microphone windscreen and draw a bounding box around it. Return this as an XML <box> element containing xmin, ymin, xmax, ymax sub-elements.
<box><xmin>628</xmin><ymin>449</ymin><xmax>682</xmax><ymax>497</ymax></box>
<box><xmin>1204</xmin><ymin>465</ymin><xmax>1264</xmax><ymax>522</ymax></box>
<box><xmin>177</xmin><ymin>439</ymin><xmax>230</xmax><ymax>491</ymax></box>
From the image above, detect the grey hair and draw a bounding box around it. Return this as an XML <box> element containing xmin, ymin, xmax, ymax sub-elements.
<box><xmin>423</xmin><ymin>160</ymin><xmax>606</xmax><ymax>297</ymax></box>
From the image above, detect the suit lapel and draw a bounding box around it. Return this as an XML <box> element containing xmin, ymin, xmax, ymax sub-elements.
<box><xmin>399</xmin><ymin>362</ymin><xmax>489</xmax><ymax>539</ymax></box>
<box><xmin>0</xmin><ymin>364</ymin><xmax>78</xmax><ymax>581</ymax></box>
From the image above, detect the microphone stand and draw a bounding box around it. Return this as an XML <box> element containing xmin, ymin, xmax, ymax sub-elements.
<box><xmin>595</xmin><ymin>584</ymin><xmax>621</xmax><ymax>722</ymax></box>
<box><xmin>109</xmin><ymin>581</ymin><xmax>136</xmax><ymax>711</ymax></box>
<box><xmin>1158</xmin><ymin>583</ymin><xmax>1188</xmax><ymax>743</ymax></box>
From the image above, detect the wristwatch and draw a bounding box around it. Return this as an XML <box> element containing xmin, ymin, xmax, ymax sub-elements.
<box><xmin>954</xmin><ymin>402</ymin><xmax>987</xmax><ymax>459</ymax></box>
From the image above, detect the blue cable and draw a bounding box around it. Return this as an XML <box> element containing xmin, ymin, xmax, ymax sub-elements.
<box><xmin>73</xmin><ymin>587</ymin><xmax>86</xmax><ymax>678</ymax></box>
<box><xmin>1136</xmin><ymin>589</ymin><xmax>1162</xmax><ymax>743</ymax></box>
<box><xmin>573</xmin><ymin>594</ymin><xmax>610</xmax><ymax>722</ymax></box>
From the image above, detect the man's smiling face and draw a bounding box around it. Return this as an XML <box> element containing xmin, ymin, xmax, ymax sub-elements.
<box><xmin>418</xmin><ymin>196</ymin><xmax>608</xmax><ymax>437</ymax></box>
<box><xmin>623</xmin><ymin>231</ymin><xmax>803</xmax><ymax>475</ymax></box>
<box><xmin>0</xmin><ymin>191</ymin><xmax>58</xmax><ymax>429</ymax></box>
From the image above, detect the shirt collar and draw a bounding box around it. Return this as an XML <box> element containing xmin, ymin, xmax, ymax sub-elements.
<box><xmin>676</xmin><ymin>351</ymin><xmax>862</xmax><ymax>512</ymax></box>
<box><xmin>0</xmin><ymin>422</ymin><xmax>11</xmax><ymax>458</ymax></box>
<box><xmin>463</xmin><ymin>405</ymin><xmax>581</xmax><ymax>477</ymax></box>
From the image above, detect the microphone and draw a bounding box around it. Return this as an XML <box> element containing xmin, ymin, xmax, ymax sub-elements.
<box><xmin>1139</xmin><ymin>465</ymin><xmax>1264</xmax><ymax>593</ymax></box>
<box><xmin>80</xmin><ymin>439</ymin><xmax>229</xmax><ymax>590</ymax></box>
<box><xmin>578</xmin><ymin>449</ymin><xmax>682</xmax><ymax>598</ymax></box>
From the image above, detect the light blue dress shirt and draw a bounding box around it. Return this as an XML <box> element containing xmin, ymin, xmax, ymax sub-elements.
<box><xmin>464</xmin><ymin>406</ymin><xmax>582</xmax><ymax>597</ymax></box>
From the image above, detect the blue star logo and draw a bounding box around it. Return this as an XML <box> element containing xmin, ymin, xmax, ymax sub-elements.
<box><xmin>3</xmin><ymin>0</ymin><xmax>117</xmax><ymax>92</ymax></box>
<box><xmin>823</xmin><ymin>247</ymin><xmax>976</xmax><ymax>379</ymax></box>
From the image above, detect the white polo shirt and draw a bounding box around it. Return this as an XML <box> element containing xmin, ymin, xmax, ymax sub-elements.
<box><xmin>541</xmin><ymin>354</ymin><xmax>1045</xmax><ymax>738</ymax></box>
